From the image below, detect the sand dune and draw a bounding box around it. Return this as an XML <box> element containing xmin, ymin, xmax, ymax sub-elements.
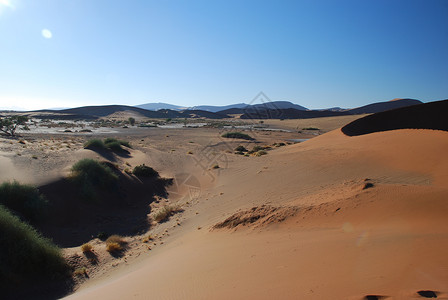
<box><xmin>65</xmin><ymin>126</ymin><xmax>448</xmax><ymax>300</ymax></box>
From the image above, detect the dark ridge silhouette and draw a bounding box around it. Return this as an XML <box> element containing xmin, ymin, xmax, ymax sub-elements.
<box><xmin>341</xmin><ymin>99</ymin><xmax>448</xmax><ymax>136</ymax></box>
<box><xmin>240</xmin><ymin>108</ymin><xmax>351</xmax><ymax>119</ymax></box>
<box><xmin>347</xmin><ymin>98</ymin><xmax>422</xmax><ymax>114</ymax></box>
<box><xmin>30</xmin><ymin>105</ymin><xmax>229</xmax><ymax>120</ymax></box>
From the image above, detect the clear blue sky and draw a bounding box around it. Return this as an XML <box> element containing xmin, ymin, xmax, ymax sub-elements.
<box><xmin>1</xmin><ymin>0</ymin><xmax>447</xmax><ymax>110</ymax></box>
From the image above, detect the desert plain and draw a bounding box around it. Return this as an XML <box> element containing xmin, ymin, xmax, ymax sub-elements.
<box><xmin>1</xmin><ymin>107</ymin><xmax>447</xmax><ymax>300</ymax></box>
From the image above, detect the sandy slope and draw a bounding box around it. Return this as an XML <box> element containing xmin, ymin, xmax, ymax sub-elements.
<box><xmin>65</xmin><ymin>128</ymin><xmax>448</xmax><ymax>300</ymax></box>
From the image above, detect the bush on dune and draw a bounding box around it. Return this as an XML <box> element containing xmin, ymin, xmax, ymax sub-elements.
<box><xmin>132</xmin><ymin>164</ymin><xmax>159</xmax><ymax>178</ymax></box>
<box><xmin>70</xmin><ymin>159</ymin><xmax>119</xmax><ymax>200</ymax></box>
<box><xmin>84</xmin><ymin>138</ymin><xmax>131</xmax><ymax>153</ymax></box>
<box><xmin>0</xmin><ymin>181</ymin><xmax>48</xmax><ymax>222</ymax></box>
<box><xmin>84</xmin><ymin>139</ymin><xmax>106</xmax><ymax>150</ymax></box>
<box><xmin>0</xmin><ymin>205</ymin><xmax>68</xmax><ymax>289</ymax></box>
<box><xmin>221</xmin><ymin>132</ymin><xmax>254</xmax><ymax>140</ymax></box>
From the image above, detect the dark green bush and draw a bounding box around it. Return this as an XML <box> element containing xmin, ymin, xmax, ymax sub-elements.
<box><xmin>0</xmin><ymin>181</ymin><xmax>48</xmax><ymax>222</ymax></box>
<box><xmin>84</xmin><ymin>138</ymin><xmax>131</xmax><ymax>152</ymax></box>
<box><xmin>221</xmin><ymin>132</ymin><xmax>254</xmax><ymax>140</ymax></box>
<box><xmin>248</xmin><ymin>145</ymin><xmax>263</xmax><ymax>154</ymax></box>
<box><xmin>235</xmin><ymin>145</ymin><xmax>248</xmax><ymax>152</ymax></box>
<box><xmin>0</xmin><ymin>205</ymin><xmax>68</xmax><ymax>289</ymax></box>
<box><xmin>84</xmin><ymin>139</ymin><xmax>106</xmax><ymax>150</ymax></box>
<box><xmin>302</xmin><ymin>127</ymin><xmax>319</xmax><ymax>130</ymax></box>
<box><xmin>71</xmin><ymin>159</ymin><xmax>119</xmax><ymax>200</ymax></box>
<box><xmin>104</xmin><ymin>138</ymin><xmax>131</xmax><ymax>149</ymax></box>
<box><xmin>132</xmin><ymin>164</ymin><xmax>159</xmax><ymax>178</ymax></box>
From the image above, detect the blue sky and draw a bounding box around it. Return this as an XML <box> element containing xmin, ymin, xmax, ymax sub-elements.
<box><xmin>0</xmin><ymin>0</ymin><xmax>447</xmax><ymax>110</ymax></box>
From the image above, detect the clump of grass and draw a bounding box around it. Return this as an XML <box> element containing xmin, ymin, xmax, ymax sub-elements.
<box><xmin>0</xmin><ymin>205</ymin><xmax>68</xmax><ymax>289</ymax></box>
<box><xmin>104</xmin><ymin>138</ymin><xmax>132</xmax><ymax>148</ymax></box>
<box><xmin>302</xmin><ymin>127</ymin><xmax>319</xmax><ymax>130</ymax></box>
<box><xmin>84</xmin><ymin>139</ymin><xmax>106</xmax><ymax>150</ymax></box>
<box><xmin>105</xmin><ymin>235</ymin><xmax>125</xmax><ymax>252</ymax></box>
<box><xmin>142</xmin><ymin>234</ymin><xmax>153</xmax><ymax>243</ymax></box>
<box><xmin>273</xmin><ymin>142</ymin><xmax>286</xmax><ymax>147</ymax></box>
<box><xmin>153</xmin><ymin>205</ymin><xmax>180</xmax><ymax>223</ymax></box>
<box><xmin>253</xmin><ymin>150</ymin><xmax>268</xmax><ymax>156</ymax></box>
<box><xmin>70</xmin><ymin>159</ymin><xmax>119</xmax><ymax>200</ymax></box>
<box><xmin>84</xmin><ymin>138</ymin><xmax>131</xmax><ymax>153</ymax></box>
<box><xmin>0</xmin><ymin>181</ymin><xmax>48</xmax><ymax>222</ymax></box>
<box><xmin>221</xmin><ymin>132</ymin><xmax>254</xmax><ymax>140</ymax></box>
<box><xmin>132</xmin><ymin>164</ymin><xmax>159</xmax><ymax>178</ymax></box>
<box><xmin>235</xmin><ymin>145</ymin><xmax>248</xmax><ymax>152</ymax></box>
<box><xmin>81</xmin><ymin>243</ymin><xmax>93</xmax><ymax>253</ymax></box>
<box><xmin>73</xmin><ymin>267</ymin><xmax>87</xmax><ymax>277</ymax></box>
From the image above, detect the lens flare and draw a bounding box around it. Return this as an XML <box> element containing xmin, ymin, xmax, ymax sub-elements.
<box><xmin>42</xmin><ymin>29</ymin><xmax>52</xmax><ymax>39</ymax></box>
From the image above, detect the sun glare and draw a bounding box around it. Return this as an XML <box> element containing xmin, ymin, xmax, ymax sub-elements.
<box><xmin>0</xmin><ymin>0</ymin><xmax>15</xmax><ymax>14</ymax></box>
<box><xmin>0</xmin><ymin>0</ymin><xmax>14</xmax><ymax>8</ymax></box>
<box><xmin>41</xmin><ymin>29</ymin><xmax>52</xmax><ymax>39</ymax></box>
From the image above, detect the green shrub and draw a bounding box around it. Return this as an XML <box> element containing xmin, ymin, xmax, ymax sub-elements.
<box><xmin>248</xmin><ymin>145</ymin><xmax>263</xmax><ymax>154</ymax></box>
<box><xmin>84</xmin><ymin>138</ymin><xmax>131</xmax><ymax>152</ymax></box>
<box><xmin>221</xmin><ymin>132</ymin><xmax>254</xmax><ymax>140</ymax></box>
<box><xmin>0</xmin><ymin>205</ymin><xmax>67</xmax><ymax>288</ymax></box>
<box><xmin>70</xmin><ymin>159</ymin><xmax>119</xmax><ymax>200</ymax></box>
<box><xmin>254</xmin><ymin>150</ymin><xmax>268</xmax><ymax>156</ymax></box>
<box><xmin>235</xmin><ymin>145</ymin><xmax>248</xmax><ymax>152</ymax></box>
<box><xmin>84</xmin><ymin>139</ymin><xmax>106</xmax><ymax>150</ymax></box>
<box><xmin>132</xmin><ymin>164</ymin><xmax>159</xmax><ymax>177</ymax></box>
<box><xmin>104</xmin><ymin>138</ymin><xmax>131</xmax><ymax>149</ymax></box>
<box><xmin>0</xmin><ymin>181</ymin><xmax>47</xmax><ymax>222</ymax></box>
<box><xmin>302</xmin><ymin>127</ymin><xmax>319</xmax><ymax>130</ymax></box>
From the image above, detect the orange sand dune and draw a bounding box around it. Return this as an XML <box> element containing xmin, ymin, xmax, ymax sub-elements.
<box><xmin>66</xmin><ymin>129</ymin><xmax>448</xmax><ymax>300</ymax></box>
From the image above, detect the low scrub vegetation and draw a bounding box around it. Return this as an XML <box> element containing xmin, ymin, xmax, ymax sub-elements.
<box><xmin>81</xmin><ymin>243</ymin><xmax>93</xmax><ymax>253</ymax></box>
<box><xmin>302</xmin><ymin>127</ymin><xmax>319</xmax><ymax>130</ymax></box>
<box><xmin>0</xmin><ymin>205</ymin><xmax>68</xmax><ymax>289</ymax></box>
<box><xmin>0</xmin><ymin>181</ymin><xmax>47</xmax><ymax>222</ymax></box>
<box><xmin>105</xmin><ymin>235</ymin><xmax>126</xmax><ymax>252</ymax></box>
<box><xmin>132</xmin><ymin>164</ymin><xmax>159</xmax><ymax>178</ymax></box>
<box><xmin>235</xmin><ymin>145</ymin><xmax>248</xmax><ymax>152</ymax></box>
<box><xmin>70</xmin><ymin>159</ymin><xmax>119</xmax><ymax>200</ymax></box>
<box><xmin>84</xmin><ymin>138</ymin><xmax>131</xmax><ymax>153</ymax></box>
<box><xmin>153</xmin><ymin>205</ymin><xmax>181</xmax><ymax>223</ymax></box>
<box><xmin>221</xmin><ymin>132</ymin><xmax>254</xmax><ymax>140</ymax></box>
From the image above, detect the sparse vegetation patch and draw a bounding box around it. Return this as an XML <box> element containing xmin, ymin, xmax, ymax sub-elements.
<box><xmin>84</xmin><ymin>138</ymin><xmax>131</xmax><ymax>153</ymax></box>
<box><xmin>0</xmin><ymin>205</ymin><xmax>68</xmax><ymax>289</ymax></box>
<box><xmin>153</xmin><ymin>205</ymin><xmax>181</xmax><ymax>223</ymax></box>
<box><xmin>0</xmin><ymin>181</ymin><xmax>48</xmax><ymax>222</ymax></box>
<box><xmin>105</xmin><ymin>235</ymin><xmax>126</xmax><ymax>253</ymax></box>
<box><xmin>70</xmin><ymin>159</ymin><xmax>119</xmax><ymax>200</ymax></box>
<box><xmin>221</xmin><ymin>132</ymin><xmax>254</xmax><ymax>140</ymax></box>
<box><xmin>132</xmin><ymin>164</ymin><xmax>159</xmax><ymax>177</ymax></box>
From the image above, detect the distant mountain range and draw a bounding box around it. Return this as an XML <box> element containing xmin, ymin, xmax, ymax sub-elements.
<box><xmin>135</xmin><ymin>102</ymin><xmax>185</xmax><ymax>111</ymax></box>
<box><xmin>6</xmin><ymin>98</ymin><xmax>427</xmax><ymax>120</ymax></box>
<box><xmin>134</xmin><ymin>101</ymin><xmax>308</xmax><ymax>112</ymax></box>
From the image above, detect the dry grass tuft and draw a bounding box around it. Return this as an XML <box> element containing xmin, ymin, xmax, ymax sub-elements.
<box><xmin>81</xmin><ymin>243</ymin><xmax>93</xmax><ymax>253</ymax></box>
<box><xmin>106</xmin><ymin>242</ymin><xmax>122</xmax><ymax>252</ymax></box>
<box><xmin>73</xmin><ymin>267</ymin><xmax>87</xmax><ymax>277</ymax></box>
<box><xmin>142</xmin><ymin>234</ymin><xmax>153</xmax><ymax>243</ymax></box>
<box><xmin>153</xmin><ymin>205</ymin><xmax>181</xmax><ymax>223</ymax></box>
<box><xmin>105</xmin><ymin>235</ymin><xmax>126</xmax><ymax>252</ymax></box>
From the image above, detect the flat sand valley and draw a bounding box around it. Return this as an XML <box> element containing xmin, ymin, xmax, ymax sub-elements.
<box><xmin>1</xmin><ymin>113</ymin><xmax>447</xmax><ymax>300</ymax></box>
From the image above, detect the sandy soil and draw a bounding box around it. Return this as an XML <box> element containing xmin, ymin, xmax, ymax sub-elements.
<box><xmin>1</xmin><ymin>114</ymin><xmax>447</xmax><ymax>299</ymax></box>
